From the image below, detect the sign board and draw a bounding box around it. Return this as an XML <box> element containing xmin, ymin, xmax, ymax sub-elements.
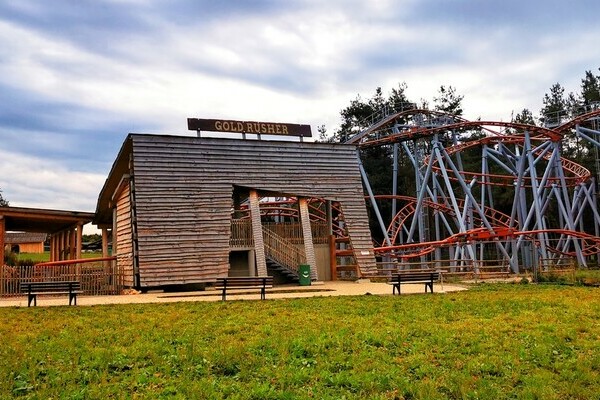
<box><xmin>187</xmin><ymin>118</ymin><xmax>312</xmax><ymax>138</ymax></box>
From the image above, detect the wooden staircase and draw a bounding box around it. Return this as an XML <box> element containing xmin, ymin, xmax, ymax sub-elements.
<box><xmin>262</xmin><ymin>226</ymin><xmax>306</xmax><ymax>280</ymax></box>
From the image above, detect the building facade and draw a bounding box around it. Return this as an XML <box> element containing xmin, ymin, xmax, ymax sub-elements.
<box><xmin>94</xmin><ymin>134</ymin><xmax>376</xmax><ymax>288</ymax></box>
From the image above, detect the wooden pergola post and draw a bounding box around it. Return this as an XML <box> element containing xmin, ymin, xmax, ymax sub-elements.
<box><xmin>50</xmin><ymin>234</ymin><xmax>55</xmax><ymax>261</ymax></box>
<box><xmin>70</xmin><ymin>228</ymin><xmax>76</xmax><ymax>260</ymax></box>
<box><xmin>53</xmin><ymin>234</ymin><xmax>59</xmax><ymax>261</ymax></box>
<box><xmin>76</xmin><ymin>223</ymin><xmax>83</xmax><ymax>260</ymax></box>
<box><xmin>0</xmin><ymin>216</ymin><xmax>5</xmax><ymax>265</ymax></box>
<box><xmin>61</xmin><ymin>230</ymin><xmax>67</xmax><ymax>260</ymax></box>
<box><xmin>58</xmin><ymin>231</ymin><xmax>63</xmax><ymax>261</ymax></box>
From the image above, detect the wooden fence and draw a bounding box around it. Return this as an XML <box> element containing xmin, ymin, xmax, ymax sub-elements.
<box><xmin>0</xmin><ymin>257</ymin><xmax>122</xmax><ymax>298</ymax></box>
<box><xmin>374</xmin><ymin>258</ymin><xmax>511</xmax><ymax>280</ymax></box>
<box><xmin>374</xmin><ymin>256</ymin><xmax>586</xmax><ymax>280</ymax></box>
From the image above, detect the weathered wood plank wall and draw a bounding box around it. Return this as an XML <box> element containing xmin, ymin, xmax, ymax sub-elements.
<box><xmin>115</xmin><ymin>181</ymin><xmax>134</xmax><ymax>287</ymax></box>
<box><xmin>104</xmin><ymin>134</ymin><xmax>376</xmax><ymax>287</ymax></box>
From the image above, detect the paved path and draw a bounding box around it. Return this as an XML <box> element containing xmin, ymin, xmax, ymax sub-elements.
<box><xmin>0</xmin><ymin>280</ymin><xmax>468</xmax><ymax>308</ymax></box>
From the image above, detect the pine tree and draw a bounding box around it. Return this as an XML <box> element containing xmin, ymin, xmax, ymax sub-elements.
<box><xmin>580</xmin><ymin>69</ymin><xmax>600</xmax><ymax>105</ymax></box>
<box><xmin>540</xmin><ymin>83</ymin><xmax>568</xmax><ymax>127</ymax></box>
<box><xmin>0</xmin><ymin>190</ymin><xmax>8</xmax><ymax>207</ymax></box>
<box><xmin>433</xmin><ymin>85</ymin><xmax>464</xmax><ymax>116</ymax></box>
<box><xmin>513</xmin><ymin>108</ymin><xmax>536</xmax><ymax>126</ymax></box>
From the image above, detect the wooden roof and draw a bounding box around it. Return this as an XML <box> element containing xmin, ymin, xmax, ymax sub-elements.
<box><xmin>0</xmin><ymin>206</ymin><xmax>95</xmax><ymax>233</ymax></box>
<box><xmin>94</xmin><ymin>138</ymin><xmax>132</xmax><ymax>227</ymax></box>
<box><xmin>4</xmin><ymin>232</ymin><xmax>48</xmax><ymax>244</ymax></box>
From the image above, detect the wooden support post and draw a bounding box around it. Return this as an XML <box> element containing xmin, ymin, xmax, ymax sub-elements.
<box><xmin>249</xmin><ymin>190</ymin><xmax>267</xmax><ymax>276</ymax></box>
<box><xmin>63</xmin><ymin>231</ymin><xmax>68</xmax><ymax>261</ymax></box>
<box><xmin>248</xmin><ymin>249</ymin><xmax>256</xmax><ymax>276</ymax></box>
<box><xmin>53</xmin><ymin>234</ymin><xmax>59</xmax><ymax>262</ymax></box>
<box><xmin>112</xmin><ymin>208</ymin><xmax>118</xmax><ymax>256</ymax></box>
<box><xmin>53</xmin><ymin>233</ymin><xmax>58</xmax><ymax>261</ymax></box>
<box><xmin>102</xmin><ymin>228</ymin><xmax>110</xmax><ymax>272</ymax></box>
<box><xmin>326</xmin><ymin>200</ymin><xmax>333</xmax><ymax>235</ymax></box>
<box><xmin>75</xmin><ymin>224</ymin><xmax>83</xmax><ymax>280</ymax></box>
<box><xmin>70</xmin><ymin>228</ymin><xmax>76</xmax><ymax>260</ymax></box>
<box><xmin>0</xmin><ymin>216</ymin><xmax>5</xmax><ymax>265</ymax></box>
<box><xmin>76</xmin><ymin>223</ymin><xmax>83</xmax><ymax>260</ymax></box>
<box><xmin>329</xmin><ymin>235</ymin><xmax>337</xmax><ymax>281</ymax></box>
<box><xmin>58</xmin><ymin>231</ymin><xmax>64</xmax><ymax>261</ymax></box>
<box><xmin>102</xmin><ymin>228</ymin><xmax>109</xmax><ymax>257</ymax></box>
<box><xmin>299</xmin><ymin>197</ymin><xmax>318</xmax><ymax>280</ymax></box>
<box><xmin>50</xmin><ymin>234</ymin><xmax>55</xmax><ymax>261</ymax></box>
<box><xmin>326</xmin><ymin>200</ymin><xmax>336</xmax><ymax>281</ymax></box>
<box><xmin>63</xmin><ymin>231</ymin><xmax>68</xmax><ymax>260</ymax></box>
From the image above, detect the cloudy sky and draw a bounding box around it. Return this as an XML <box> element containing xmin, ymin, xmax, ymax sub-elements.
<box><xmin>1</xmin><ymin>0</ymin><xmax>599</xmax><ymax>226</ymax></box>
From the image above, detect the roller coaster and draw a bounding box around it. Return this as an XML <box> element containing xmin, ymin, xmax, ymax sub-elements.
<box><xmin>233</xmin><ymin>104</ymin><xmax>600</xmax><ymax>276</ymax></box>
<box><xmin>347</xmin><ymin>104</ymin><xmax>600</xmax><ymax>273</ymax></box>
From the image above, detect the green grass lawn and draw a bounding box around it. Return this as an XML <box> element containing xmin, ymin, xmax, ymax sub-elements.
<box><xmin>14</xmin><ymin>252</ymin><xmax>105</xmax><ymax>264</ymax></box>
<box><xmin>1</xmin><ymin>283</ymin><xmax>599</xmax><ymax>399</ymax></box>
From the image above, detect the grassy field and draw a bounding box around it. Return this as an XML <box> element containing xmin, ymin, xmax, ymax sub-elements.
<box><xmin>1</xmin><ymin>284</ymin><xmax>599</xmax><ymax>399</ymax></box>
<box><xmin>13</xmin><ymin>252</ymin><xmax>105</xmax><ymax>264</ymax></box>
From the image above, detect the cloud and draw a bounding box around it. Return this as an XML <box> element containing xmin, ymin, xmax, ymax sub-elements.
<box><xmin>1</xmin><ymin>0</ymin><xmax>600</xmax><ymax>222</ymax></box>
<box><xmin>0</xmin><ymin>148</ymin><xmax>105</xmax><ymax>211</ymax></box>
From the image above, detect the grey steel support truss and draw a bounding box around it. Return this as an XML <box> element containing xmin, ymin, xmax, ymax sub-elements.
<box><xmin>354</xmin><ymin>110</ymin><xmax>600</xmax><ymax>273</ymax></box>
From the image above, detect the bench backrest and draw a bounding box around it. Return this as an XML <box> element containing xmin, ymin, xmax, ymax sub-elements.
<box><xmin>20</xmin><ymin>281</ymin><xmax>81</xmax><ymax>293</ymax></box>
<box><xmin>393</xmin><ymin>272</ymin><xmax>440</xmax><ymax>282</ymax></box>
<box><xmin>215</xmin><ymin>277</ymin><xmax>273</xmax><ymax>288</ymax></box>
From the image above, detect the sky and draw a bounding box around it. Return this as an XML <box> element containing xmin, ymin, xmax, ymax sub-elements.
<box><xmin>1</xmin><ymin>0</ymin><xmax>600</xmax><ymax>232</ymax></box>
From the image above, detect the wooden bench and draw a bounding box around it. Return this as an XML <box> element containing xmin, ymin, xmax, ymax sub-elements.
<box><xmin>215</xmin><ymin>276</ymin><xmax>273</xmax><ymax>301</ymax></box>
<box><xmin>20</xmin><ymin>281</ymin><xmax>82</xmax><ymax>307</ymax></box>
<box><xmin>389</xmin><ymin>271</ymin><xmax>441</xmax><ymax>295</ymax></box>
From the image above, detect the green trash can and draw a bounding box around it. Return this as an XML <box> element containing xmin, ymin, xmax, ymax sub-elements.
<box><xmin>298</xmin><ymin>264</ymin><xmax>311</xmax><ymax>286</ymax></box>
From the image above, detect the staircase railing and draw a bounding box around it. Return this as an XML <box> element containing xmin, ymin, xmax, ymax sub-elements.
<box><xmin>262</xmin><ymin>226</ymin><xmax>306</xmax><ymax>275</ymax></box>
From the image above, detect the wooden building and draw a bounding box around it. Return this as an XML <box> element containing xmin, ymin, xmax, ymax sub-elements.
<box><xmin>4</xmin><ymin>232</ymin><xmax>47</xmax><ymax>254</ymax></box>
<box><xmin>93</xmin><ymin>133</ymin><xmax>376</xmax><ymax>289</ymax></box>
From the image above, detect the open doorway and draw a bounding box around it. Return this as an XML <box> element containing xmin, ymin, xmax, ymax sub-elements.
<box><xmin>228</xmin><ymin>187</ymin><xmax>339</xmax><ymax>281</ymax></box>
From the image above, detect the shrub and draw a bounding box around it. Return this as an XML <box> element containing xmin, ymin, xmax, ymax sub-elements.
<box><xmin>3</xmin><ymin>252</ymin><xmax>18</xmax><ymax>266</ymax></box>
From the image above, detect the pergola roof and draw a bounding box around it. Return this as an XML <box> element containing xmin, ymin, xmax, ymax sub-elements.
<box><xmin>0</xmin><ymin>206</ymin><xmax>95</xmax><ymax>233</ymax></box>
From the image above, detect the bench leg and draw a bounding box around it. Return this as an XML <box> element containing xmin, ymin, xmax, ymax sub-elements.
<box><xmin>393</xmin><ymin>283</ymin><xmax>401</xmax><ymax>295</ymax></box>
<box><xmin>425</xmin><ymin>282</ymin><xmax>433</xmax><ymax>293</ymax></box>
<box><xmin>27</xmin><ymin>294</ymin><xmax>36</xmax><ymax>307</ymax></box>
<box><xmin>261</xmin><ymin>286</ymin><xmax>266</xmax><ymax>300</ymax></box>
<box><xmin>69</xmin><ymin>293</ymin><xmax>77</xmax><ymax>306</ymax></box>
<box><xmin>221</xmin><ymin>288</ymin><xmax>227</xmax><ymax>301</ymax></box>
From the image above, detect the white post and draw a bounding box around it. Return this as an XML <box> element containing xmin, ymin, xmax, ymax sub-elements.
<box><xmin>249</xmin><ymin>190</ymin><xmax>267</xmax><ymax>276</ymax></box>
<box><xmin>299</xmin><ymin>197</ymin><xmax>318</xmax><ymax>280</ymax></box>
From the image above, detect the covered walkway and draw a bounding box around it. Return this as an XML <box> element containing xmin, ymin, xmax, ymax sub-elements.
<box><xmin>0</xmin><ymin>206</ymin><xmax>95</xmax><ymax>263</ymax></box>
